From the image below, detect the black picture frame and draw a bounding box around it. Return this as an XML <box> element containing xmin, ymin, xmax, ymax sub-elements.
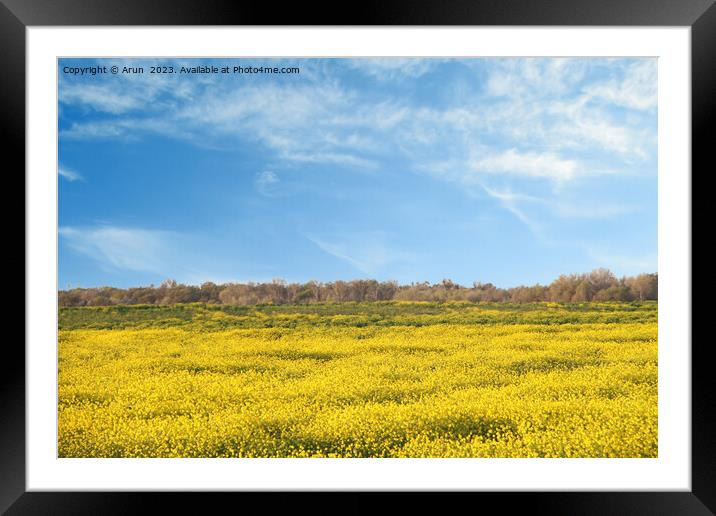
<box><xmin>5</xmin><ymin>0</ymin><xmax>712</xmax><ymax>513</ymax></box>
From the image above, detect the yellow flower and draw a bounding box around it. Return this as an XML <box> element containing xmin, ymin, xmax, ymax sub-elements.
<box><xmin>58</xmin><ymin>301</ymin><xmax>657</xmax><ymax>458</ymax></box>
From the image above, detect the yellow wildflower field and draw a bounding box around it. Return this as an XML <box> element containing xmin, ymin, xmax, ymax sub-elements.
<box><xmin>58</xmin><ymin>302</ymin><xmax>657</xmax><ymax>457</ymax></box>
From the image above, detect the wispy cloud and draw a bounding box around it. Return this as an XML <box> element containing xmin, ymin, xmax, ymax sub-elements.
<box><xmin>60</xmin><ymin>117</ymin><xmax>195</xmax><ymax>142</ymax></box>
<box><xmin>255</xmin><ymin>170</ymin><xmax>280</xmax><ymax>197</ymax></box>
<box><xmin>59</xmin><ymin>226</ymin><xmax>173</xmax><ymax>274</ymax></box>
<box><xmin>59</xmin><ymin>82</ymin><xmax>146</xmax><ymax>115</ymax></box>
<box><xmin>484</xmin><ymin>58</ymin><xmax>588</xmax><ymax>99</ymax></box>
<box><xmin>59</xmin><ymin>58</ymin><xmax>656</xmax><ymax>173</ymax></box>
<box><xmin>285</xmin><ymin>151</ymin><xmax>377</xmax><ymax>169</ymax></box>
<box><xmin>481</xmin><ymin>185</ymin><xmax>545</xmax><ymax>237</ymax></box>
<box><xmin>58</xmin><ymin>166</ymin><xmax>83</xmax><ymax>182</ymax></box>
<box><xmin>307</xmin><ymin>232</ymin><xmax>415</xmax><ymax>276</ymax></box>
<box><xmin>58</xmin><ymin>224</ymin><xmax>282</xmax><ymax>285</ymax></box>
<box><xmin>346</xmin><ymin>58</ymin><xmax>441</xmax><ymax>81</ymax></box>
<box><xmin>470</xmin><ymin>149</ymin><xmax>578</xmax><ymax>184</ymax></box>
<box><xmin>59</xmin><ymin>58</ymin><xmax>656</xmax><ymax>257</ymax></box>
<box><xmin>583</xmin><ymin>60</ymin><xmax>657</xmax><ymax>111</ymax></box>
<box><xmin>60</xmin><ymin>121</ymin><xmax>131</xmax><ymax>140</ymax></box>
<box><xmin>58</xmin><ymin>58</ymin><xmax>199</xmax><ymax>115</ymax></box>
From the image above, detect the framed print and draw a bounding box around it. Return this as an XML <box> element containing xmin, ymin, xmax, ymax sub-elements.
<box><xmin>6</xmin><ymin>0</ymin><xmax>713</xmax><ymax>513</ymax></box>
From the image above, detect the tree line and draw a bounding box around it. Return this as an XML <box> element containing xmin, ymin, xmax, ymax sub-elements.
<box><xmin>58</xmin><ymin>269</ymin><xmax>657</xmax><ymax>307</ymax></box>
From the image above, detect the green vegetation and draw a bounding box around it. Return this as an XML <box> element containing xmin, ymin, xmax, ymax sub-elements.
<box><xmin>59</xmin><ymin>300</ymin><xmax>657</xmax><ymax>331</ymax></box>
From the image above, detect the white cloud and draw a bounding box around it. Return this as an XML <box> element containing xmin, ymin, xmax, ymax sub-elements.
<box><xmin>583</xmin><ymin>60</ymin><xmax>657</xmax><ymax>111</ymax></box>
<box><xmin>72</xmin><ymin>81</ymin><xmax>381</xmax><ymax>168</ymax></box>
<box><xmin>59</xmin><ymin>224</ymin><xmax>286</xmax><ymax>285</ymax></box>
<box><xmin>224</xmin><ymin>85</ymin><xmax>379</xmax><ymax>168</ymax></box>
<box><xmin>58</xmin><ymin>58</ymin><xmax>204</xmax><ymax>115</ymax></box>
<box><xmin>477</xmin><ymin>59</ymin><xmax>656</xmax><ymax>160</ymax></box>
<box><xmin>59</xmin><ymin>83</ymin><xmax>145</xmax><ymax>114</ymax></box>
<box><xmin>59</xmin><ymin>226</ymin><xmax>173</xmax><ymax>274</ymax></box>
<box><xmin>346</xmin><ymin>58</ymin><xmax>439</xmax><ymax>80</ymax></box>
<box><xmin>307</xmin><ymin>232</ymin><xmax>414</xmax><ymax>276</ymax></box>
<box><xmin>58</xmin><ymin>166</ymin><xmax>82</xmax><ymax>182</ymax></box>
<box><xmin>485</xmin><ymin>59</ymin><xmax>588</xmax><ymax>99</ymax></box>
<box><xmin>481</xmin><ymin>185</ymin><xmax>544</xmax><ymax>236</ymax></box>
<box><xmin>470</xmin><ymin>149</ymin><xmax>578</xmax><ymax>184</ymax></box>
<box><xmin>60</xmin><ymin>117</ymin><xmax>195</xmax><ymax>142</ymax></box>
<box><xmin>60</xmin><ymin>121</ymin><xmax>130</xmax><ymax>140</ymax></box>
<box><xmin>546</xmin><ymin>97</ymin><xmax>652</xmax><ymax>158</ymax></box>
<box><xmin>285</xmin><ymin>151</ymin><xmax>377</xmax><ymax>169</ymax></box>
<box><xmin>59</xmin><ymin>58</ymin><xmax>657</xmax><ymax>221</ymax></box>
<box><xmin>255</xmin><ymin>170</ymin><xmax>280</xmax><ymax>196</ymax></box>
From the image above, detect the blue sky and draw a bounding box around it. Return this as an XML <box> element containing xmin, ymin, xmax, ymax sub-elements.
<box><xmin>58</xmin><ymin>57</ymin><xmax>657</xmax><ymax>289</ymax></box>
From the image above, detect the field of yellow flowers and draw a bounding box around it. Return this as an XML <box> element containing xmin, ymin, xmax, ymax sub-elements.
<box><xmin>58</xmin><ymin>301</ymin><xmax>657</xmax><ymax>457</ymax></box>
